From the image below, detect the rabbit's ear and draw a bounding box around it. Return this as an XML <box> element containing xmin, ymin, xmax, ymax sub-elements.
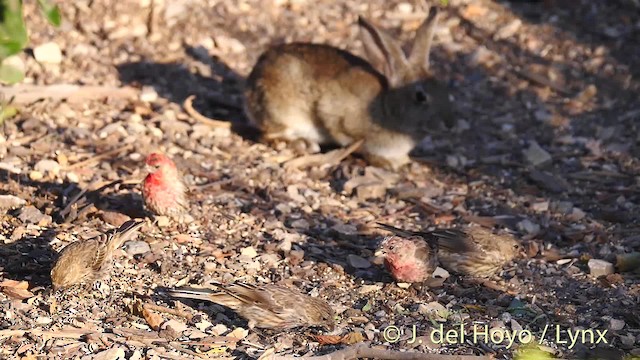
<box><xmin>358</xmin><ymin>16</ymin><xmax>408</xmax><ymax>85</ymax></box>
<box><xmin>409</xmin><ymin>7</ymin><xmax>440</xmax><ymax>72</ymax></box>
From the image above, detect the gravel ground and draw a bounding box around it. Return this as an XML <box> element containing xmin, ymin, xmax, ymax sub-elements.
<box><xmin>1</xmin><ymin>0</ymin><xmax>639</xmax><ymax>359</ymax></box>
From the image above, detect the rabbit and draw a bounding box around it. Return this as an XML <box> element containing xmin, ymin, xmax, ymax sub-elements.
<box><xmin>243</xmin><ymin>6</ymin><xmax>454</xmax><ymax>170</ymax></box>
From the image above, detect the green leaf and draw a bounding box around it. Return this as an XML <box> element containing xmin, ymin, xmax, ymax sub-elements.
<box><xmin>0</xmin><ymin>62</ymin><xmax>24</xmax><ymax>84</ymax></box>
<box><xmin>439</xmin><ymin>0</ymin><xmax>449</xmax><ymax>6</ymax></box>
<box><xmin>0</xmin><ymin>0</ymin><xmax>28</xmax><ymax>60</ymax></box>
<box><xmin>361</xmin><ymin>299</ymin><xmax>372</xmax><ymax>312</ymax></box>
<box><xmin>36</xmin><ymin>0</ymin><xmax>61</xmax><ymax>27</ymax></box>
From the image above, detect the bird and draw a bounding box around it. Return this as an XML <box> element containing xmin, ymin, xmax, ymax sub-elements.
<box><xmin>377</xmin><ymin>235</ymin><xmax>439</xmax><ymax>284</ymax></box>
<box><xmin>165</xmin><ymin>282</ymin><xmax>336</xmax><ymax>330</ymax></box>
<box><xmin>142</xmin><ymin>152</ymin><xmax>188</xmax><ymax>219</ymax></box>
<box><xmin>377</xmin><ymin>222</ymin><xmax>522</xmax><ymax>278</ymax></box>
<box><xmin>51</xmin><ymin>219</ymin><xmax>145</xmax><ymax>290</ymax></box>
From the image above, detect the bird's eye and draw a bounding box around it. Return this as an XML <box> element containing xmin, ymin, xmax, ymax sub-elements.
<box><xmin>514</xmin><ymin>244</ymin><xmax>520</xmax><ymax>249</ymax></box>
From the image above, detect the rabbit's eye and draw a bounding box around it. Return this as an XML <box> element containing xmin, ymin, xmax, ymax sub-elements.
<box><xmin>414</xmin><ymin>89</ymin><xmax>429</xmax><ymax>105</ymax></box>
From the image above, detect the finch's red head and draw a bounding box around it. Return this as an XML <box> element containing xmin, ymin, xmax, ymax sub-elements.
<box><xmin>145</xmin><ymin>152</ymin><xmax>176</xmax><ymax>172</ymax></box>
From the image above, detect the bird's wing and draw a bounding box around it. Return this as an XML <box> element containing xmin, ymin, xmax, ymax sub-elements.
<box><xmin>426</xmin><ymin>229</ymin><xmax>477</xmax><ymax>253</ymax></box>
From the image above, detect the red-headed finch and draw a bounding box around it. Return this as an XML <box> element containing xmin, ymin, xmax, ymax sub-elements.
<box><xmin>166</xmin><ymin>282</ymin><xmax>335</xmax><ymax>330</ymax></box>
<box><xmin>51</xmin><ymin>219</ymin><xmax>145</xmax><ymax>290</ymax></box>
<box><xmin>142</xmin><ymin>152</ymin><xmax>188</xmax><ymax>218</ymax></box>
<box><xmin>377</xmin><ymin>235</ymin><xmax>438</xmax><ymax>283</ymax></box>
<box><xmin>377</xmin><ymin>222</ymin><xmax>522</xmax><ymax>278</ymax></box>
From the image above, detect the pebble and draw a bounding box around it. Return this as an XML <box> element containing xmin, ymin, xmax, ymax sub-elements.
<box><xmin>523</xmin><ymin>140</ymin><xmax>552</xmax><ymax>167</ymax></box>
<box><xmin>29</xmin><ymin>170</ymin><xmax>44</xmax><ymax>181</ymax></box>
<box><xmin>35</xmin><ymin>316</ymin><xmax>52</xmax><ymax>325</ymax></box>
<box><xmin>92</xmin><ymin>347</ymin><xmax>126</xmax><ymax>360</ymax></box>
<box><xmin>290</xmin><ymin>219</ymin><xmax>310</xmax><ymax>231</ymax></box>
<box><xmin>587</xmin><ymin>259</ymin><xmax>614</xmax><ymax>277</ymax></box>
<box><xmin>35</xmin><ymin>159</ymin><xmax>61</xmax><ymax>176</ymax></box>
<box><xmin>195</xmin><ymin>319</ymin><xmax>212</xmax><ymax>331</ymax></box>
<box><xmin>156</xmin><ymin>216</ymin><xmax>170</xmax><ymax>227</ymax></box>
<box><xmin>140</xmin><ymin>86</ymin><xmax>158</xmax><ymax>102</ymax></box>
<box><xmin>517</xmin><ymin>219</ymin><xmax>540</xmax><ymax>235</ymax></box>
<box><xmin>210</xmin><ymin>324</ymin><xmax>228</xmax><ymax>336</ymax></box>
<box><xmin>33</xmin><ymin>42</ymin><xmax>63</xmax><ymax>64</ymax></box>
<box><xmin>18</xmin><ymin>206</ymin><xmax>51</xmax><ymax>225</ymax></box>
<box><xmin>228</xmin><ymin>327</ymin><xmax>249</xmax><ymax>339</ymax></box>
<box><xmin>124</xmin><ymin>241</ymin><xmax>151</xmax><ymax>256</ymax></box>
<box><xmin>347</xmin><ymin>254</ymin><xmax>371</xmax><ymax>269</ymax></box>
<box><xmin>240</xmin><ymin>246</ymin><xmax>258</xmax><ymax>259</ymax></box>
<box><xmin>162</xmin><ymin>319</ymin><xmax>188</xmax><ymax>334</ymax></box>
<box><xmin>609</xmin><ymin>318</ymin><xmax>625</xmax><ymax>331</ymax></box>
<box><xmin>0</xmin><ymin>195</ymin><xmax>26</xmax><ymax>212</ymax></box>
<box><xmin>417</xmin><ymin>302</ymin><xmax>448</xmax><ymax>322</ymax></box>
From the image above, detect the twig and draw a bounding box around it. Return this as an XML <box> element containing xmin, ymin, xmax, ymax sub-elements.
<box><xmin>183</xmin><ymin>95</ymin><xmax>232</xmax><ymax>128</ymax></box>
<box><xmin>0</xmin><ymin>84</ymin><xmax>138</xmax><ymax>104</ymax></box>
<box><xmin>66</xmin><ymin>144</ymin><xmax>133</xmax><ymax>170</ymax></box>
<box><xmin>265</xmin><ymin>344</ymin><xmax>491</xmax><ymax>360</ymax></box>
<box><xmin>284</xmin><ymin>139</ymin><xmax>364</xmax><ymax>170</ymax></box>
<box><xmin>144</xmin><ymin>303</ymin><xmax>194</xmax><ymax>321</ymax></box>
<box><xmin>0</xmin><ymin>328</ymin><xmax>99</xmax><ymax>340</ymax></box>
<box><xmin>168</xmin><ymin>342</ymin><xmax>209</xmax><ymax>359</ymax></box>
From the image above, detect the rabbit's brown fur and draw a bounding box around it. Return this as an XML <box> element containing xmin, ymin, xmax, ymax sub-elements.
<box><xmin>244</xmin><ymin>7</ymin><xmax>454</xmax><ymax>170</ymax></box>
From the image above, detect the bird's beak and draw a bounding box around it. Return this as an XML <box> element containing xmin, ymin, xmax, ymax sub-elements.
<box><xmin>374</xmin><ymin>249</ymin><xmax>385</xmax><ymax>257</ymax></box>
<box><xmin>144</xmin><ymin>164</ymin><xmax>154</xmax><ymax>173</ymax></box>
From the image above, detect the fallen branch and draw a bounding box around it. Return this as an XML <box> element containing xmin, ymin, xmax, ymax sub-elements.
<box><xmin>0</xmin><ymin>84</ymin><xmax>138</xmax><ymax>104</ymax></box>
<box><xmin>183</xmin><ymin>95</ymin><xmax>232</xmax><ymax>128</ymax></box>
<box><xmin>265</xmin><ymin>344</ymin><xmax>491</xmax><ymax>360</ymax></box>
<box><xmin>284</xmin><ymin>139</ymin><xmax>364</xmax><ymax>170</ymax></box>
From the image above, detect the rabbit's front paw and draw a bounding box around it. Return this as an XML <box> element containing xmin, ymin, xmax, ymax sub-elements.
<box><xmin>365</xmin><ymin>153</ymin><xmax>411</xmax><ymax>171</ymax></box>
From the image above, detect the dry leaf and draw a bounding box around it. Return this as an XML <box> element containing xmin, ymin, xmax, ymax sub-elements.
<box><xmin>313</xmin><ymin>334</ymin><xmax>343</xmax><ymax>345</ymax></box>
<box><xmin>2</xmin><ymin>287</ymin><xmax>34</xmax><ymax>300</ymax></box>
<box><xmin>142</xmin><ymin>307</ymin><xmax>163</xmax><ymax>331</ymax></box>
<box><xmin>0</xmin><ymin>279</ymin><xmax>29</xmax><ymax>289</ymax></box>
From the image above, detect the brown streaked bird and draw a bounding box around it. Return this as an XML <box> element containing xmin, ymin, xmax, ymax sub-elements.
<box><xmin>51</xmin><ymin>219</ymin><xmax>145</xmax><ymax>290</ymax></box>
<box><xmin>377</xmin><ymin>235</ymin><xmax>439</xmax><ymax>283</ymax></box>
<box><xmin>377</xmin><ymin>222</ymin><xmax>522</xmax><ymax>278</ymax></box>
<box><xmin>166</xmin><ymin>282</ymin><xmax>335</xmax><ymax>330</ymax></box>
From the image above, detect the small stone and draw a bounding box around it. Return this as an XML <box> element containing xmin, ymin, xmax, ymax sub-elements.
<box><xmin>140</xmin><ymin>86</ymin><xmax>158</xmax><ymax>102</ymax></box>
<box><xmin>240</xmin><ymin>246</ymin><xmax>258</xmax><ymax>259</ymax></box>
<box><xmin>609</xmin><ymin>318</ymin><xmax>625</xmax><ymax>331</ymax></box>
<box><xmin>517</xmin><ymin>219</ymin><xmax>540</xmax><ymax>235</ymax></box>
<box><xmin>35</xmin><ymin>316</ymin><xmax>52</xmax><ymax>325</ymax></box>
<box><xmin>567</xmin><ymin>207</ymin><xmax>586</xmax><ymax>221</ymax></box>
<box><xmin>396</xmin><ymin>282</ymin><xmax>411</xmax><ymax>289</ymax></box>
<box><xmin>124</xmin><ymin>241</ymin><xmax>151</xmax><ymax>256</ymax></box>
<box><xmin>531</xmin><ymin>201</ymin><xmax>549</xmax><ymax>212</ymax></box>
<box><xmin>358</xmin><ymin>284</ymin><xmax>382</xmax><ymax>294</ymax></box>
<box><xmin>290</xmin><ymin>219</ymin><xmax>309</xmax><ymax>231</ymax></box>
<box><xmin>92</xmin><ymin>347</ymin><xmax>126</xmax><ymax>360</ymax></box>
<box><xmin>162</xmin><ymin>319</ymin><xmax>188</xmax><ymax>334</ymax></box>
<box><xmin>523</xmin><ymin>141</ymin><xmax>552</xmax><ymax>167</ymax></box>
<box><xmin>228</xmin><ymin>327</ymin><xmax>248</xmax><ymax>339</ymax></box>
<box><xmin>620</xmin><ymin>334</ymin><xmax>635</xmax><ymax>346</ymax></box>
<box><xmin>330</xmin><ymin>223</ymin><xmax>358</xmax><ymax>240</ymax></box>
<box><xmin>33</xmin><ymin>42</ymin><xmax>63</xmax><ymax>64</ymax></box>
<box><xmin>35</xmin><ymin>159</ymin><xmax>61</xmax><ymax>176</ymax></box>
<box><xmin>347</xmin><ymin>254</ymin><xmax>371</xmax><ymax>269</ymax></box>
<box><xmin>18</xmin><ymin>206</ymin><xmax>51</xmax><ymax>225</ymax></box>
<box><xmin>417</xmin><ymin>302</ymin><xmax>448</xmax><ymax>321</ymax></box>
<box><xmin>259</xmin><ymin>253</ymin><xmax>280</xmax><ymax>267</ymax></box>
<box><xmin>29</xmin><ymin>170</ymin><xmax>43</xmax><ymax>181</ymax></box>
<box><xmin>210</xmin><ymin>324</ymin><xmax>228</xmax><ymax>335</ymax></box>
<box><xmin>156</xmin><ymin>216</ymin><xmax>170</xmax><ymax>227</ymax></box>
<box><xmin>65</xmin><ymin>172</ymin><xmax>80</xmax><ymax>183</ymax></box>
<box><xmin>397</xmin><ymin>3</ymin><xmax>413</xmax><ymax>13</ymax></box>
<box><xmin>0</xmin><ymin>195</ymin><xmax>26</xmax><ymax>212</ymax></box>
<box><xmin>356</xmin><ymin>182</ymin><xmax>387</xmax><ymax>200</ymax></box>
<box><xmin>193</xmin><ymin>319</ymin><xmax>212</xmax><ymax>332</ymax></box>
<box><xmin>587</xmin><ymin>259</ymin><xmax>614</xmax><ymax>277</ymax></box>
